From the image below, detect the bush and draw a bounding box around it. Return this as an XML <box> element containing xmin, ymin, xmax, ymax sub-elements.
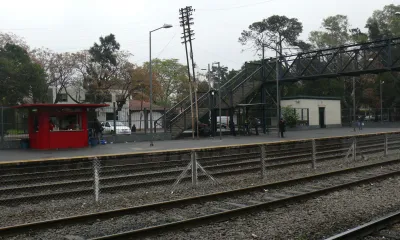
<box><xmin>282</xmin><ymin>106</ymin><xmax>299</xmax><ymax>128</ymax></box>
<box><xmin>6</xmin><ymin>129</ymin><xmax>24</xmax><ymax>135</ymax></box>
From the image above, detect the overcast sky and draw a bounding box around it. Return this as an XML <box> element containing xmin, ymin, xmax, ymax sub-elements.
<box><xmin>0</xmin><ymin>0</ymin><xmax>397</xmax><ymax>71</ymax></box>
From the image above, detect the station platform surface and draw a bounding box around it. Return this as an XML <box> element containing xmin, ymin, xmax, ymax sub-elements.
<box><xmin>0</xmin><ymin>127</ymin><xmax>398</xmax><ymax>163</ymax></box>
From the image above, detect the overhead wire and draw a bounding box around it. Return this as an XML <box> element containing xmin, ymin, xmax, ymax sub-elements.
<box><xmin>196</xmin><ymin>0</ymin><xmax>278</xmax><ymax>11</ymax></box>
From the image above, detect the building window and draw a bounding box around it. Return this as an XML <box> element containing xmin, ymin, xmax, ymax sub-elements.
<box><xmin>57</xmin><ymin>94</ymin><xmax>68</xmax><ymax>102</ymax></box>
<box><xmin>116</xmin><ymin>94</ymin><xmax>125</xmax><ymax>102</ymax></box>
<box><xmin>106</xmin><ymin>112</ymin><xmax>118</xmax><ymax>121</ymax></box>
<box><xmin>103</xmin><ymin>94</ymin><xmax>112</xmax><ymax>102</ymax></box>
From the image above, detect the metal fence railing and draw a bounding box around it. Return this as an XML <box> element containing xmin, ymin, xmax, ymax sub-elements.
<box><xmin>342</xmin><ymin>108</ymin><xmax>400</xmax><ymax>125</ymax></box>
<box><xmin>0</xmin><ymin>106</ymin><xmax>29</xmax><ymax>149</ymax></box>
<box><xmin>1</xmin><ymin>131</ymin><xmax>399</xmax><ymax>227</ymax></box>
<box><xmin>0</xmin><ymin>106</ymin><xmax>172</xmax><ymax>149</ymax></box>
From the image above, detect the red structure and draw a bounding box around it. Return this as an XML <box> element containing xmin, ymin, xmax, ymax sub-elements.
<box><xmin>13</xmin><ymin>104</ymin><xmax>108</xmax><ymax>150</ymax></box>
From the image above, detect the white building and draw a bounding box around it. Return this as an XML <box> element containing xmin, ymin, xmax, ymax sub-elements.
<box><xmin>281</xmin><ymin>96</ymin><xmax>341</xmax><ymax>128</ymax></box>
<box><xmin>48</xmin><ymin>86</ymin><xmax>132</xmax><ymax>124</ymax></box>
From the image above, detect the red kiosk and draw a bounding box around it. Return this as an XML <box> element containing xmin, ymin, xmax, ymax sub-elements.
<box><xmin>13</xmin><ymin>104</ymin><xmax>108</xmax><ymax>150</ymax></box>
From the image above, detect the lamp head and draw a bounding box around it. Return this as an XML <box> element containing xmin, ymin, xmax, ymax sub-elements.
<box><xmin>163</xmin><ymin>24</ymin><xmax>173</xmax><ymax>28</ymax></box>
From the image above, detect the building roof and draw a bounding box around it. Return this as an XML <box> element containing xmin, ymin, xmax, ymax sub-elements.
<box><xmin>281</xmin><ymin>96</ymin><xmax>341</xmax><ymax>101</ymax></box>
<box><xmin>129</xmin><ymin>100</ymin><xmax>165</xmax><ymax>111</ymax></box>
<box><xmin>12</xmin><ymin>104</ymin><xmax>109</xmax><ymax>109</ymax></box>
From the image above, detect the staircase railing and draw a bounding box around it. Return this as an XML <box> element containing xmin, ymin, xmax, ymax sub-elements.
<box><xmin>156</xmin><ymin>63</ymin><xmax>265</xmax><ymax>136</ymax></box>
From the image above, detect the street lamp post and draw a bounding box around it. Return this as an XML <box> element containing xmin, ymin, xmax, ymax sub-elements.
<box><xmin>381</xmin><ymin>80</ymin><xmax>384</xmax><ymax>123</ymax></box>
<box><xmin>213</xmin><ymin>62</ymin><xmax>222</xmax><ymax>140</ymax></box>
<box><xmin>149</xmin><ymin>24</ymin><xmax>172</xmax><ymax>147</ymax></box>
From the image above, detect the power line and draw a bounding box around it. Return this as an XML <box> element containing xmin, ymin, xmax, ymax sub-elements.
<box><xmin>196</xmin><ymin>0</ymin><xmax>277</xmax><ymax>11</ymax></box>
<box><xmin>156</xmin><ymin>31</ymin><xmax>178</xmax><ymax>58</ymax></box>
<box><xmin>195</xmin><ymin>45</ymin><xmax>241</xmax><ymax>65</ymax></box>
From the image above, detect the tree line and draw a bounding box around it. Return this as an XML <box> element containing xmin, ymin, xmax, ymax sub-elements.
<box><xmin>1</xmin><ymin>4</ymin><xmax>399</xmax><ymax>113</ymax></box>
<box><xmin>238</xmin><ymin>4</ymin><xmax>400</xmax><ymax>112</ymax></box>
<box><xmin>0</xmin><ymin>33</ymin><xmax>205</xmax><ymax>109</ymax></box>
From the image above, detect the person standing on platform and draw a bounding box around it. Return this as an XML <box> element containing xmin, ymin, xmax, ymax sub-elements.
<box><xmin>94</xmin><ymin>118</ymin><xmax>103</xmax><ymax>142</ymax></box>
<box><xmin>252</xmin><ymin>117</ymin><xmax>259</xmax><ymax>135</ymax></box>
<box><xmin>229</xmin><ymin>120</ymin><xmax>236</xmax><ymax>136</ymax></box>
<box><xmin>244</xmin><ymin>118</ymin><xmax>250</xmax><ymax>135</ymax></box>
<box><xmin>279</xmin><ymin>118</ymin><xmax>286</xmax><ymax>138</ymax></box>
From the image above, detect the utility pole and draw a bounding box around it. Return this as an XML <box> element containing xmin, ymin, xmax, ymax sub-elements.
<box><xmin>380</xmin><ymin>79</ymin><xmax>383</xmax><ymax>123</ymax></box>
<box><xmin>216</xmin><ymin>62</ymin><xmax>222</xmax><ymax>140</ymax></box>
<box><xmin>183</xmin><ymin>6</ymin><xmax>199</xmax><ymax>139</ymax></box>
<box><xmin>276</xmin><ymin>45</ymin><xmax>280</xmax><ymax>137</ymax></box>
<box><xmin>179</xmin><ymin>7</ymin><xmax>195</xmax><ymax>139</ymax></box>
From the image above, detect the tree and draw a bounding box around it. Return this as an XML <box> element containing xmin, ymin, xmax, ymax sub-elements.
<box><xmin>0</xmin><ymin>43</ymin><xmax>47</xmax><ymax>105</ymax></box>
<box><xmin>282</xmin><ymin>106</ymin><xmax>299</xmax><ymax>128</ymax></box>
<box><xmin>309</xmin><ymin>15</ymin><xmax>368</xmax><ymax>49</ymax></box>
<box><xmin>83</xmin><ymin>34</ymin><xmax>123</xmax><ymax>103</ymax></box>
<box><xmin>0</xmin><ymin>32</ymin><xmax>29</xmax><ymax>50</ymax></box>
<box><xmin>239</xmin><ymin>15</ymin><xmax>303</xmax><ymax>55</ymax></box>
<box><xmin>366</xmin><ymin>4</ymin><xmax>400</xmax><ymax>40</ymax></box>
<box><xmin>143</xmin><ymin>58</ymin><xmax>189</xmax><ymax>106</ymax></box>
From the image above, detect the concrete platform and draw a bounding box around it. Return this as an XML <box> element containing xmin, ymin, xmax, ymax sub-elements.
<box><xmin>0</xmin><ymin>127</ymin><xmax>398</xmax><ymax>163</ymax></box>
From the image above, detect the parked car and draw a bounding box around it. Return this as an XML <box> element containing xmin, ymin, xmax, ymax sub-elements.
<box><xmin>101</xmin><ymin>121</ymin><xmax>131</xmax><ymax>135</ymax></box>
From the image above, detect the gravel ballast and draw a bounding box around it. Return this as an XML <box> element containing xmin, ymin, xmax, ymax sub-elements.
<box><xmin>3</xmin><ymin>158</ymin><xmax>400</xmax><ymax>240</ymax></box>
<box><xmin>0</xmin><ymin>152</ymin><xmax>399</xmax><ymax>228</ymax></box>
<box><xmin>151</xmin><ymin>174</ymin><xmax>400</xmax><ymax>240</ymax></box>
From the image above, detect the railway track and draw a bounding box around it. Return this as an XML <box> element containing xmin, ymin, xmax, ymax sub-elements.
<box><xmin>0</xmin><ymin>135</ymin><xmax>394</xmax><ymax>177</ymax></box>
<box><xmin>0</xmin><ymin>136</ymin><xmax>395</xmax><ymax>185</ymax></box>
<box><xmin>0</xmin><ymin>138</ymin><xmax>398</xmax><ymax>205</ymax></box>
<box><xmin>2</xmin><ymin>158</ymin><xmax>400</xmax><ymax>240</ymax></box>
<box><xmin>325</xmin><ymin>210</ymin><xmax>400</xmax><ymax>240</ymax></box>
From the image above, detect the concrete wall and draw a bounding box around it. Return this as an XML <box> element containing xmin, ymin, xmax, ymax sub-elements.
<box><xmin>281</xmin><ymin>99</ymin><xmax>341</xmax><ymax>127</ymax></box>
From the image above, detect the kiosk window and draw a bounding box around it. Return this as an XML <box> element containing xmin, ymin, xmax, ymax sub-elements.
<box><xmin>50</xmin><ymin>114</ymin><xmax>82</xmax><ymax>131</ymax></box>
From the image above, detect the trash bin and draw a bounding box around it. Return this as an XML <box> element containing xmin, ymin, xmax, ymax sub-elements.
<box><xmin>20</xmin><ymin>139</ymin><xmax>30</xmax><ymax>149</ymax></box>
<box><xmin>89</xmin><ymin>137</ymin><xmax>98</xmax><ymax>147</ymax></box>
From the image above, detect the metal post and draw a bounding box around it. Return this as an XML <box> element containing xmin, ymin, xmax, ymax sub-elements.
<box><xmin>262</xmin><ymin>44</ymin><xmax>267</xmax><ymax>134</ymax></box>
<box><xmin>144</xmin><ymin>108</ymin><xmax>148</xmax><ymax>134</ymax></box>
<box><xmin>149</xmin><ymin>31</ymin><xmax>154</xmax><ymax>147</ymax></box>
<box><xmin>353</xmin><ymin>76</ymin><xmax>356</xmax><ymax>132</ymax></box>
<box><xmin>163</xmin><ymin>108</ymin><xmax>167</xmax><ymax>134</ymax></box>
<box><xmin>113</xmin><ymin>102</ymin><xmax>116</xmax><ymax>143</ymax></box>
<box><xmin>1</xmin><ymin>107</ymin><xmax>4</xmax><ymax>149</ymax></box>
<box><xmin>384</xmin><ymin>134</ymin><xmax>388</xmax><ymax>157</ymax></box>
<box><xmin>93</xmin><ymin>157</ymin><xmax>100</xmax><ymax>202</ymax></box>
<box><xmin>276</xmin><ymin>47</ymin><xmax>280</xmax><ymax>137</ymax></box>
<box><xmin>191</xmin><ymin>151</ymin><xmax>198</xmax><ymax>186</ymax></box>
<box><xmin>380</xmin><ymin>79</ymin><xmax>383</xmax><ymax>123</ymax></box>
<box><xmin>260</xmin><ymin>145</ymin><xmax>266</xmax><ymax>178</ymax></box>
<box><xmin>312</xmin><ymin>139</ymin><xmax>316</xmax><ymax>169</ymax></box>
<box><xmin>218</xmin><ymin>62</ymin><xmax>222</xmax><ymax>140</ymax></box>
<box><xmin>353</xmin><ymin>137</ymin><xmax>357</xmax><ymax>161</ymax></box>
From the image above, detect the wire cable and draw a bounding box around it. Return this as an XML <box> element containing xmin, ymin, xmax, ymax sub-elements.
<box><xmin>197</xmin><ymin>0</ymin><xmax>278</xmax><ymax>11</ymax></box>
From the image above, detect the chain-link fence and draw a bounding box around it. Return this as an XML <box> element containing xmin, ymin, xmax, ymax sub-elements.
<box><xmin>0</xmin><ymin>106</ymin><xmax>29</xmax><ymax>149</ymax></box>
<box><xmin>0</xmin><ymin>106</ymin><xmax>172</xmax><ymax>149</ymax></box>
<box><xmin>342</xmin><ymin>108</ymin><xmax>400</xmax><ymax>126</ymax></box>
<box><xmin>1</xmin><ymin>131</ymin><xmax>400</xmax><ymax>227</ymax></box>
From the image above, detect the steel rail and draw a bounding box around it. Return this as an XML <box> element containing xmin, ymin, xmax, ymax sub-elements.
<box><xmin>324</xmin><ymin>210</ymin><xmax>400</xmax><ymax>240</ymax></box>
<box><xmin>1</xmin><ymin>158</ymin><xmax>400</xmax><ymax>238</ymax></box>
<box><xmin>0</xmin><ymin>142</ymin><xmax>398</xmax><ymax>204</ymax></box>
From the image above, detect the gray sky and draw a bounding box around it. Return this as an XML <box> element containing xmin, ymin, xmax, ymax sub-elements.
<box><xmin>0</xmin><ymin>0</ymin><xmax>396</xmax><ymax>71</ymax></box>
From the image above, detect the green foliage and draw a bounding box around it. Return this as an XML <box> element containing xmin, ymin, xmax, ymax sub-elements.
<box><xmin>366</xmin><ymin>4</ymin><xmax>400</xmax><ymax>40</ymax></box>
<box><xmin>0</xmin><ymin>43</ymin><xmax>47</xmax><ymax>105</ymax></box>
<box><xmin>239</xmin><ymin>15</ymin><xmax>303</xmax><ymax>54</ymax></box>
<box><xmin>309</xmin><ymin>15</ymin><xmax>368</xmax><ymax>49</ymax></box>
<box><xmin>84</xmin><ymin>34</ymin><xmax>122</xmax><ymax>103</ymax></box>
<box><xmin>6</xmin><ymin>129</ymin><xmax>24</xmax><ymax>135</ymax></box>
<box><xmin>144</xmin><ymin>58</ymin><xmax>189</xmax><ymax>106</ymax></box>
<box><xmin>282</xmin><ymin>106</ymin><xmax>299</xmax><ymax>128</ymax></box>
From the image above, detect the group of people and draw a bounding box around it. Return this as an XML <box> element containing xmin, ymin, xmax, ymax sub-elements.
<box><xmin>228</xmin><ymin>117</ymin><xmax>287</xmax><ymax>138</ymax></box>
<box><xmin>356</xmin><ymin>115</ymin><xmax>365</xmax><ymax>130</ymax></box>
